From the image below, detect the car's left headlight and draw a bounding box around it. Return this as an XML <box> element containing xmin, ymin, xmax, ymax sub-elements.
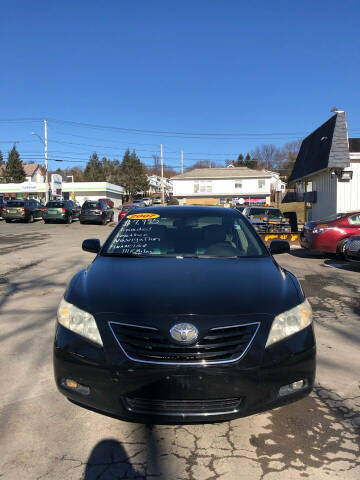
<box><xmin>266</xmin><ymin>299</ymin><xmax>312</xmax><ymax>348</ymax></box>
<box><xmin>57</xmin><ymin>298</ymin><xmax>103</xmax><ymax>346</ymax></box>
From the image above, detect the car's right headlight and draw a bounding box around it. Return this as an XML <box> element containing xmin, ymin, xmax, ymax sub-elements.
<box><xmin>266</xmin><ymin>299</ymin><xmax>312</xmax><ymax>348</ymax></box>
<box><xmin>57</xmin><ymin>298</ymin><xmax>103</xmax><ymax>346</ymax></box>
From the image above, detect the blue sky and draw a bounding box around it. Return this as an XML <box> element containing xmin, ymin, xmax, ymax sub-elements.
<box><xmin>1</xmin><ymin>0</ymin><xmax>360</xmax><ymax>172</ymax></box>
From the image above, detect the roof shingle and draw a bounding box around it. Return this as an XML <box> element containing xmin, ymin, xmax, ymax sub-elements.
<box><xmin>172</xmin><ymin>167</ymin><xmax>273</xmax><ymax>180</ymax></box>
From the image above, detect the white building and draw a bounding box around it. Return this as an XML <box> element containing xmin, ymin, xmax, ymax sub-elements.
<box><xmin>147</xmin><ymin>175</ymin><xmax>173</xmax><ymax>195</ymax></box>
<box><xmin>0</xmin><ymin>181</ymin><xmax>125</xmax><ymax>207</ymax></box>
<box><xmin>289</xmin><ymin>111</ymin><xmax>360</xmax><ymax>221</ymax></box>
<box><xmin>23</xmin><ymin>163</ymin><xmax>45</xmax><ymax>183</ymax></box>
<box><xmin>172</xmin><ymin>167</ymin><xmax>274</xmax><ymax>205</ymax></box>
<box><xmin>62</xmin><ymin>182</ymin><xmax>125</xmax><ymax>207</ymax></box>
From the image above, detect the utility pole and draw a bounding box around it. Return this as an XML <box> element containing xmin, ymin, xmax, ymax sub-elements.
<box><xmin>160</xmin><ymin>144</ymin><xmax>165</xmax><ymax>206</ymax></box>
<box><xmin>44</xmin><ymin>119</ymin><xmax>49</xmax><ymax>203</ymax></box>
<box><xmin>181</xmin><ymin>150</ymin><xmax>184</xmax><ymax>174</ymax></box>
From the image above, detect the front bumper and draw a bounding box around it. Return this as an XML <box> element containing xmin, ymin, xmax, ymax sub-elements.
<box><xmin>54</xmin><ymin>323</ymin><xmax>316</xmax><ymax>423</ymax></box>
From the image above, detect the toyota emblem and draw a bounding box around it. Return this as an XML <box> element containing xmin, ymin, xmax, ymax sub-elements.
<box><xmin>170</xmin><ymin>323</ymin><xmax>199</xmax><ymax>345</ymax></box>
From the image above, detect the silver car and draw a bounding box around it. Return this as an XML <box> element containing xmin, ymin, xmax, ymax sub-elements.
<box><xmin>141</xmin><ymin>197</ymin><xmax>153</xmax><ymax>206</ymax></box>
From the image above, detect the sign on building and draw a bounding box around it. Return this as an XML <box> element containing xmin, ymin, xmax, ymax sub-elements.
<box><xmin>51</xmin><ymin>174</ymin><xmax>62</xmax><ymax>196</ymax></box>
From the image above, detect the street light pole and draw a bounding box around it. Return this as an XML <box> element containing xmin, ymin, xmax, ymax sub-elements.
<box><xmin>160</xmin><ymin>144</ymin><xmax>165</xmax><ymax>206</ymax></box>
<box><xmin>44</xmin><ymin>119</ymin><xmax>49</xmax><ymax>203</ymax></box>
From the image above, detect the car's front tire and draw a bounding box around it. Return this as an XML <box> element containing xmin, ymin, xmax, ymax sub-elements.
<box><xmin>337</xmin><ymin>238</ymin><xmax>349</xmax><ymax>258</ymax></box>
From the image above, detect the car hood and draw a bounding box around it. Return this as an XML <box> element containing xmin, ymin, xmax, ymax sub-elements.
<box><xmin>66</xmin><ymin>256</ymin><xmax>301</xmax><ymax>317</ymax></box>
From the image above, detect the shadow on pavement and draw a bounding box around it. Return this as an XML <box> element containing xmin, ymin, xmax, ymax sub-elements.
<box><xmin>322</xmin><ymin>258</ymin><xmax>360</xmax><ymax>272</ymax></box>
<box><xmin>83</xmin><ymin>426</ymin><xmax>161</xmax><ymax>480</ymax></box>
<box><xmin>288</xmin><ymin>248</ymin><xmax>327</xmax><ymax>259</ymax></box>
<box><xmin>250</xmin><ymin>386</ymin><xmax>360</xmax><ymax>479</ymax></box>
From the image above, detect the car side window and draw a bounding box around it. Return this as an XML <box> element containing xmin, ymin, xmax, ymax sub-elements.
<box><xmin>348</xmin><ymin>214</ymin><xmax>360</xmax><ymax>225</ymax></box>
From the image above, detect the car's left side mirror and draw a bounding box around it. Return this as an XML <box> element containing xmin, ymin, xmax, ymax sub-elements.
<box><xmin>269</xmin><ymin>239</ymin><xmax>290</xmax><ymax>254</ymax></box>
<box><xmin>82</xmin><ymin>238</ymin><xmax>101</xmax><ymax>253</ymax></box>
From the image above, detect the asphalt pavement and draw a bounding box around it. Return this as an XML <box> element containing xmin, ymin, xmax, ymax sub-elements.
<box><xmin>0</xmin><ymin>219</ymin><xmax>359</xmax><ymax>479</ymax></box>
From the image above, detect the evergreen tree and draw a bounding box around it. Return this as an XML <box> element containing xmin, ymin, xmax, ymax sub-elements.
<box><xmin>5</xmin><ymin>146</ymin><xmax>25</xmax><ymax>182</ymax></box>
<box><xmin>235</xmin><ymin>154</ymin><xmax>244</xmax><ymax>166</ymax></box>
<box><xmin>119</xmin><ymin>149</ymin><xmax>149</xmax><ymax>198</ymax></box>
<box><xmin>83</xmin><ymin>153</ymin><xmax>104</xmax><ymax>181</ymax></box>
<box><xmin>0</xmin><ymin>150</ymin><xmax>4</xmax><ymax>166</ymax></box>
<box><xmin>243</xmin><ymin>153</ymin><xmax>258</xmax><ymax>170</ymax></box>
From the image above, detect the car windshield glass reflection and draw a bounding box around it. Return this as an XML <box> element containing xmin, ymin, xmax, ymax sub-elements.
<box><xmin>46</xmin><ymin>202</ymin><xmax>65</xmax><ymax>208</ymax></box>
<box><xmin>103</xmin><ymin>212</ymin><xmax>268</xmax><ymax>258</ymax></box>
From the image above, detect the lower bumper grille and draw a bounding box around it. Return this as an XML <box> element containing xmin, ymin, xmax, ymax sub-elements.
<box><xmin>123</xmin><ymin>396</ymin><xmax>242</xmax><ymax>415</ymax></box>
<box><xmin>109</xmin><ymin>322</ymin><xmax>260</xmax><ymax>365</ymax></box>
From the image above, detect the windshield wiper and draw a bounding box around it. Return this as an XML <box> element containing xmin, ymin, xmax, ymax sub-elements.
<box><xmin>103</xmin><ymin>252</ymin><xmax>148</xmax><ymax>258</ymax></box>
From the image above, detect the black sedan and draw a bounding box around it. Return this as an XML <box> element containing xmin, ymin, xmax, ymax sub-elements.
<box><xmin>344</xmin><ymin>236</ymin><xmax>360</xmax><ymax>266</ymax></box>
<box><xmin>54</xmin><ymin>206</ymin><xmax>316</xmax><ymax>423</ymax></box>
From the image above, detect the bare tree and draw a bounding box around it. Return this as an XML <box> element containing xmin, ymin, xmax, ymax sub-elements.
<box><xmin>251</xmin><ymin>144</ymin><xmax>281</xmax><ymax>171</ymax></box>
<box><xmin>277</xmin><ymin>139</ymin><xmax>302</xmax><ymax>180</ymax></box>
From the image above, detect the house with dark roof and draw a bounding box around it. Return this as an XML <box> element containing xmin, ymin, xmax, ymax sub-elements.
<box><xmin>288</xmin><ymin>111</ymin><xmax>360</xmax><ymax>221</ymax></box>
<box><xmin>172</xmin><ymin>167</ymin><xmax>279</xmax><ymax>205</ymax></box>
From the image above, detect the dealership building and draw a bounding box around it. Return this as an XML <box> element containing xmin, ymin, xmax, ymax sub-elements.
<box><xmin>0</xmin><ymin>180</ymin><xmax>125</xmax><ymax>207</ymax></box>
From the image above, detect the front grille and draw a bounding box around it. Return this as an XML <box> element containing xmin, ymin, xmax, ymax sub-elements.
<box><xmin>109</xmin><ymin>321</ymin><xmax>259</xmax><ymax>365</ymax></box>
<box><xmin>348</xmin><ymin>239</ymin><xmax>360</xmax><ymax>252</ymax></box>
<box><xmin>123</xmin><ymin>396</ymin><xmax>242</xmax><ymax>415</ymax></box>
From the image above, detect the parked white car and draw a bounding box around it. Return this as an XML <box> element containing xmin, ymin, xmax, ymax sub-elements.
<box><xmin>142</xmin><ymin>197</ymin><xmax>153</xmax><ymax>206</ymax></box>
<box><xmin>153</xmin><ymin>196</ymin><xmax>162</xmax><ymax>204</ymax></box>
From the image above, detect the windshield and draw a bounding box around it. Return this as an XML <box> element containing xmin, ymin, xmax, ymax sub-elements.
<box><xmin>317</xmin><ymin>213</ymin><xmax>345</xmax><ymax>222</ymax></box>
<box><xmin>83</xmin><ymin>202</ymin><xmax>100</xmax><ymax>209</ymax></box>
<box><xmin>248</xmin><ymin>208</ymin><xmax>283</xmax><ymax>218</ymax></box>
<box><xmin>46</xmin><ymin>202</ymin><xmax>65</xmax><ymax>208</ymax></box>
<box><xmin>103</xmin><ymin>210</ymin><xmax>267</xmax><ymax>258</ymax></box>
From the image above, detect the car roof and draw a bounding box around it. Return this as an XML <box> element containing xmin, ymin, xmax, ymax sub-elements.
<box><xmin>129</xmin><ymin>205</ymin><xmax>241</xmax><ymax>216</ymax></box>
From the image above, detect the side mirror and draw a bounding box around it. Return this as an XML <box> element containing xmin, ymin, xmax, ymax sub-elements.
<box><xmin>82</xmin><ymin>238</ymin><xmax>101</xmax><ymax>253</ymax></box>
<box><xmin>270</xmin><ymin>239</ymin><xmax>290</xmax><ymax>254</ymax></box>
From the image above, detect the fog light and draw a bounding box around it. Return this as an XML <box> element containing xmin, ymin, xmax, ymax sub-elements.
<box><xmin>279</xmin><ymin>379</ymin><xmax>307</xmax><ymax>396</ymax></box>
<box><xmin>65</xmin><ymin>379</ymin><xmax>78</xmax><ymax>389</ymax></box>
<box><xmin>61</xmin><ymin>378</ymin><xmax>90</xmax><ymax>396</ymax></box>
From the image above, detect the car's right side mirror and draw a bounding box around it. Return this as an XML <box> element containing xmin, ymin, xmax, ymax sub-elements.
<box><xmin>269</xmin><ymin>239</ymin><xmax>290</xmax><ymax>254</ymax></box>
<box><xmin>82</xmin><ymin>238</ymin><xmax>101</xmax><ymax>253</ymax></box>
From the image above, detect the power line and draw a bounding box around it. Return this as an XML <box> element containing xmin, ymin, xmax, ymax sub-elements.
<box><xmin>47</xmin><ymin>117</ymin><xmax>309</xmax><ymax>138</ymax></box>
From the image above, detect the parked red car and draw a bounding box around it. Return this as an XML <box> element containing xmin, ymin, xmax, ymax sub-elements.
<box><xmin>300</xmin><ymin>211</ymin><xmax>360</xmax><ymax>254</ymax></box>
<box><xmin>118</xmin><ymin>203</ymin><xmax>138</xmax><ymax>221</ymax></box>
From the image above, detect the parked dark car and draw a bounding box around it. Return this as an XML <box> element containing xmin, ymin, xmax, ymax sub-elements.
<box><xmin>43</xmin><ymin>200</ymin><xmax>80</xmax><ymax>224</ymax></box>
<box><xmin>4</xmin><ymin>199</ymin><xmax>43</xmax><ymax>223</ymax></box>
<box><xmin>54</xmin><ymin>206</ymin><xmax>315</xmax><ymax>423</ymax></box>
<box><xmin>300</xmin><ymin>211</ymin><xmax>360</xmax><ymax>255</ymax></box>
<box><xmin>243</xmin><ymin>206</ymin><xmax>291</xmax><ymax>233</ymax></box>
<box><xmin>0</xmin><ymin>198</ymin><xmax>7</xmax><ymax>218</ymax></box>
<box><xmin>234</xmin><ymin>205</ymin><xmax>245</xmax><ymax>213</ymax></box>
<box><xmin>343</xmin><ymin>235</ymin><xmax>360</xmax><ymax>266</ymax></box>
<box><xmin>80</xmin><ymin>200</ymin><xmax>114</xmax><ymax>225</ymax></box>
<box><xmin>118</xmin><ymin>203</ymin><xmax>139</xmax><ymax>221</ymax></box>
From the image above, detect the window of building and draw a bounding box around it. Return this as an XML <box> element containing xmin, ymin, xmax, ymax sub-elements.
<box><xmin>348</xmin><ymin>214</ymin><xmax>360</xmax><ymax>225</ymax></box>
<box><xmin>258</xmin><ymin>179</ymin><xmax>265</xmax><ymax>189</ymax></box>
<box><xmin>194</xmin><ymin>181</ymin><xmax>212</xmax><ymax>193</ymax></box>
<box><xmin>235</xmin><ymin>182</ymin><xmax>242</xmax><ymax>189</ymax></box>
